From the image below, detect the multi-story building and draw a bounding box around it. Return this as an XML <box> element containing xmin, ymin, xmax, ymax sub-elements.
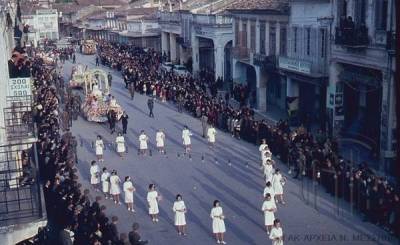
<box><xmin>279</xmin><ymin>0</ymin><xmax>331</xmax><ymax>129</ymax></box>
<box><xmin>330</xmin><ymin>0</ymin><xmax>396</xmax><ymax>172</ymax></box>
<box><xmin>21</xmin><ymin>6</ymin><xmax>59</xmax><ymax>43</ymax></box>
<box><xmin>228</xmin><ymin>0</ymin><xmax>289</xmax><ymax>111</ymax></box>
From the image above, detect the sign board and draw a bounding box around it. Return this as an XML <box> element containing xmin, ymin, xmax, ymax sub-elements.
<box><xmin>326</xmin><ymin>84</ymin><xmax>335</xmax><ymax>109</ymax></box>
<box><xmin>8</xmin><ymin>77</ymin><xmax>32</xmax><ymax>97</ymax></box>
<box><xmin>278</xmin><ymin>57</ymin><xmax>311</xmax><ymax>75</ymax></box>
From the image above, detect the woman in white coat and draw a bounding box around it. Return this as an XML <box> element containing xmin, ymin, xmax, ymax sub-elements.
<box><xmin>182</xmin><ymin>126</ymin><xmax>192</xmax><ymax>153</ymax></box>
<box><xmin>109</xmin><ymin>170</ymin><xmax>121</xmax><ymax>205</ymax></box>
<box><xmin>95</xmin><ymin>135</ymin><xmax>104</xmax><ymax>162</ymax></box>
<box><xmin>101</xmin><ymin>167</ymin><xmax>110</xmax><ymax>199</ymax></box>
<box><xmin>259</xmin><ymin>139</ymin><xmax>269</xmax><ymax>166</ymax></box>
<box><xmin>123</xmin><ymin>176</ymin><xmax>136</xmax><ymax>212</ymax></box>
<box><xmin>139</xmin><ymin>130</ymin><xmax>149</xmax><ymax>155</ymax></box>
<box><xmin>210</xmin><ymin>200</ymin><xmax>226</xmax><ymax>244</ymax></box>
<box><xmin>262</xmin><ymin>193</ymin><xmax>277</xmax><ymax>234</ymax></box>
<box><xmin>269</xmin><ymin>219</ymin><xmax>283</xmax><ymax>245</ymax></box>
<box><xmin>156</xmin><ymin>129</ymin><xmax>166</xmax><ymax>153</ymax></box>
<box><xmin>272</xmin><ymin>169</ymin><xmax>286</xmax><ymax>204</ymax></box>
<box><xmin>263</xmin><ymin>159</ymin><xmax>274</xmax><ymax>183</ymax></box>
<box><xmin>147</xmin><ymin>184</ymin><xmax>160</xmax><ymax>222</ymax></box>
<box><xmin>90</xmin><ymin>160</ymin><xmax>100</xmax><ymax>192</ymax></box>
<box><xmin>173</xmin><ymin>194</ymin><xmax>187</xmax><ymax>236</ymax></box>
<box><xmin>207</xmin><ymin>125</ymin><xmax>217</xmax><ymax>148</ymax></box>
<box><xmin>115</xmin><ymin>132</ymin><xmax>126</xmax><ymax>158</ymax></box>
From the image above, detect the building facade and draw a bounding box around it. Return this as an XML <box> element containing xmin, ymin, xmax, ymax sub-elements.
<box><xmin>279</xmin><ymin>0</ymin><xmax>331</xmax><ymax>128</ymax></box>
<box><xmin>22</xmin><ymin>8</ymin><xmax>59</xmax><ymax>43</ymax></box>
<box><xmin>229</xmin><ymin>6</ymin><xmax>289</xmax><ymax>112</ymax></box>
<box><xmin>330</xmin><ymin>0</ymin><xmax>396</xmax><ymax>172</ymax></box>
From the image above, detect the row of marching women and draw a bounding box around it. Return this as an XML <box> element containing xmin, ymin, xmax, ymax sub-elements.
<box><xmin>28</xmin><ymin>49</ymin><xmax>148</xmax><ymax>245</ymax></box>
<box><xmin>97</xmin><ymin>41</ymin><xmax>400</xmax><ymax>239</ymax></box>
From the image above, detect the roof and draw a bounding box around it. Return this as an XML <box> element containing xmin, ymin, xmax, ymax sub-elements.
<box><xmin>52</xmin><ymin>3</ymin><xmax>82</xmax><ymax>14</ymax></box>
<box><xmin>226</xmin><ymin>0</ymin><xmax>289</xmax><ymax>12</ymax></box>
<box><xmin>75</xmin><ymin>0</ymin><xmax>128</xmax><ymax>6</ymax></box>
<box><xmin>20</xmin><ymin>4</ymin><xmax>49</xmax><ymax>16</ymax></box>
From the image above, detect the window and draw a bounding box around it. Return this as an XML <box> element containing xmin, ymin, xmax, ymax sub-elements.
<box><xmin>320</xmin><ymin>28</ymin><xmax>326</xmax><ymax>58</ymax></box>
<box><xmin>355</xmin><ymin>0</ymin><xmax>367</xmax><ymax>24</ymax></box>
<box><xmin>235</xmin><ymin>20</ymin><xmax>240</xmax><ymax>46</ymax></box>
<box><xmin>306</xmin><ymin>28</ymin><xmax>311</xmax><ymax>56</ymax></box>
<box><xmin>293</xmin><ymin>27</ymin><xmax>298</xmax><ymax>53</ymax></box>
<box><xmin>250</xmin><ymin>21</ymin><xmax>256</xmax><ymax>51</ymax></box>
<box><xmin>260</xmin><ymin>21</ymin><xmax>266</xmax><ymax>54</ymax></box>
<box><xmin>242</xmin><ymin>22</ymin><xmax>247</xmax><ymax>48</ymax></box>
<box><xmin>280</xmin><ymin>27</ymin><xmax>287</xmax><ymax>56</ymax></box>
<box><xmin>375</xmin><ymin>0</ymin><xmax>388</xmax><ymax>30</ymax></box>
<box><xmin>269</xmin><ymin>24</ymin><xmax>276</xmax><ymax>55</ymax></box>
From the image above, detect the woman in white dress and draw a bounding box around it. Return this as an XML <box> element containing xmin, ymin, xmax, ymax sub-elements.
<box><xmin>100</xmin><ymin>167</ymin><xmax>110</xmax><ymax>199</ymax></box>
<box><xmin>269</xmin><ymin>219</ymin><xmax>283</xmax><ymax>245</ymax></box>
<box><xmin>210</xmin><ymin>200</ymin><xmax>226</xmax><ymax>244</ymax></box>
<box><xmin>156</xmin><ymin>129</ymin><xmax>166</xmax><ymax>153</ymax></box>
<box><xmin>259</xmin><ymin>139</ymin><xmax>269</xmax><ymax>166</ymax></box>
<box><xmin>109</xmin><ymin>170</ymin><xmax>121</xmax><ymax>205</ymax></box>
<box><xmin>139</xmin><ymin>130</ymin><xmax>149</xmax><ymax>155</ymax></box>
<box><xmin>263</xmin><ymin>181</ymin><xmax>275</xmax><ymax>202</ymax></box>
<box><xmin>263</xmin><ymin>159</ymin><xmax>274</xmax><ymax>183</ymax></box>
<box><xmin>182</xmin><ymin>126</ymin><xmax>192</xmax><ymax>153</ymax></box>
<box><xmin>115</xmin><ymin>132</ymin><xmax>126</xmax><ymax>158</ymax></box>
<box><xmin>262</xmin><ymin>193</ymin><xmax>277</xmax><ymax>234</ymax></box>
<box><xmin>207</xmin><ymin>125</ymin><xmax>217</xmax><ymax>148</ymax></box>
<box><xmin>272</xmin><ymin>169</ymin><xmax>286</xmax><ymax>204</ymax></box>
<box><xmin>90</xmin><ymin>160</ymin><xmax>100</xmax><ymax>192</ymax></box>
<box><xmin>95</xmin><ymin>135</ymin><xmax>104</xmax><ymax>162</ymax></box>
<box><xmin>147</xmin><ymin>184</ymin><xmax>160</xmax><ymax>222</ymax></box>
<box><xmin>123</xmin><ymin>176</ymin><xmax>136</xmax><ymax>212</ymax></box>
<box><xmin>173</xmin><ymin>194</ymin><xmax>187</xmax><ymax>236</ymax></box>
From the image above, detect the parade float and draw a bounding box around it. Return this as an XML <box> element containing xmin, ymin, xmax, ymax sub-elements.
<box><xmin>82</xmin><ymin>39</ymin><xmax>97</xmax><ymax>55</ymax></box>
<box><xmin>69</xmin><ymin>64</ymin><xmax>86</xmax><ymax>88</ymax></box>
<box><xmin>81</xmin><ymin>69</ymin><xmax>123</xmax><ymax>122</ymax></box>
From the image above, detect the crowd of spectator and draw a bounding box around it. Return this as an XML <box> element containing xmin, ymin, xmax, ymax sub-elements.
<box><xmin>97</xmin><ymin>41</ymin><xmax>400</xmax><ymax>238</ymax></box>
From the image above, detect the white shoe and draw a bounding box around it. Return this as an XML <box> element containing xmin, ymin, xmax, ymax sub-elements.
<box><xmin>131</xmin><ymin>209</ymin><xmax>135</xmax><ymax>213</ymax></box>
<box><xmin>217</xmin><ymin>241</ymin><xmax>221</xmax><ymax>244</ymax></box>
<box><xmin>155</xmin><ymin>218</ymin><xmax>159</xmax><ymax>222</ymax></box>
<box><xmin>128</xmin><ymin>208</ymin><xmax>131</xmax><ymax>211</ymax></box>
<box><xmin>221</xmin><ymin>241</ymin><xmax>226</xmax><ymax>244</ymax></box>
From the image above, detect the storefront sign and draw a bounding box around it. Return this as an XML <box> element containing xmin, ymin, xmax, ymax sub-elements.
<box><xmin>8</xmin><ymin>77</ymin><xmax>32</xmax><ymax>97</ymax></box>
<box><xmin>278</xmin><ymin>57</ymin><xmax>311</xmax><ymax>75</ymax></box>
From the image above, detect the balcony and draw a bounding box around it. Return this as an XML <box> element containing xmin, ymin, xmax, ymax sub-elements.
<box><xmin>253</xmin><ymin>53</ymin><xmax>276</xmax><ymax>71</ymax></box>
<box><xmin>4</xmin><ymin>96</ymin><xmax>34</xmax><ymax>142</ymax></box>
<box><xmin>193</xmin><ymin>14</ymin><xmax>232</xmax><ymax>25</ymax></box>
<box><xmin>159</xmin><ymin>12</ymin><xmax>181</xmax><ymax>24</ymax></box>
<box><xmin>278</xmin><ymin>56</ymin><xmax>328</xmax><ymax>77</ymax></box>
<box><xmin>232</xmin><ymin>46</ymin><xmax>250</xmax><ymax>60</ymax></box>
<box><xmin>335</xmin><ymin>25</ymin><xmax>369</xmax><ymax>47</ymax></box>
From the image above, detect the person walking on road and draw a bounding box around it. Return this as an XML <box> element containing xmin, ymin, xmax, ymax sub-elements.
<box><xmin>156</xmin><ymin>129</ymin><xmax>166</xmax><ymax>153</ymax></box>
<box><xmin>182</xmin><ymin>126</ymin><xmax>192</xmax><ymax>154</ymax></box>
<box><xmin>72</xmin><ymin>54</ymin><xmax>76</xmax><ymax>64</ymax></box>
<box><xmin>272</xmin><ymin>169</ymin><xmax>286</xmax><ymax>205</ymax></box>
<box><xmin>110</xmin><ymin>170</ymin><xmax>122</xmax><ymax>205</ymax></box>
<box><xmin>207</xmin><ymin>125</ymin><xmax>217</xmax><ymax>149</ymax></box>
<box><xmin>129</xmin><ymin>82</ymin><xmax>135</xmax><ymax>100</ymax></box>
<box><xmin>108</xmin><ymin>110</ymin><xmax>117</xmax><ymax>134</ymax></box>
<box><xmin>107</xmin><ymin>72</ymin><xmax>112</xmax><ymax>87</ymax></box>
<box><xmin>201</xmin><ymin>114</ymin><xmax>208</xmax><ymax>138</ymax></box>
<box><xmin>115</xmin><ymin>132</ymin><xmax>126</xmax><ymax>158</ymax></box>
<box><xmin>262</xmin><ymin>193</ymin><xmax>277</xmax><ymax>235</ymax></box>
<box><xmin>101</xmin><ymin>167</ymin><xmax>110</xmax><ymax>200</ymax></box>
<box><xmin>121</xmin><ymin>112</ymin><xmax>129</xmax><ymax>134</ymax></box>
<box><xmin>147</xmin><ymin>184</ymin><xmax>160</xmax><ymax>223</ymax></box>
<box><xmin>139</xmin><ymin>130</ymin><xmax>149</xmax><ymax>155</ymax></box>
<box><xmin>95</xmin><ymin>56</ymin><xmax>99</xmax><ymax>66</ymax></box>
<box><xmin>210</xmin><ymin>200</ymin><xmax>226</xmax><ymax>244</ymax></box>
<box><xmin>95</xmin><ymin>135</ymin><xmax>105</xmax><ymax>162</ymax></box>
<box><xmin>173</xmin><ymin>194</ymin><xmax>187</xmax><ymax>236</ymax></box>
<box><xmin>147</xmin><ymin>97</ymin><xmax>154</xmax><ymax>118</ymax></box>
<box><xmin>90</xmin><ymin>160</ymin><xmax>101</xmax><ymax>192</ymax></box>
<box><xmin>269</xmin><ymin>219</ymin><xmax>283</xmax><ymax>245</ymax></box>
<box><xmin>123</xmin><ymin>176</ymin><xmax>136</xmax><ymax>212</ymax></box>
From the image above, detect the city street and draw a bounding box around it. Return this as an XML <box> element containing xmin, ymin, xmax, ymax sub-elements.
<box><xmin>64</xmin><ymin>53</ymin><xmax>395</xmax><ymax>245</ymax></box>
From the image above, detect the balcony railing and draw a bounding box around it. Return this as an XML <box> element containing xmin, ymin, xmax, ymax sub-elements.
<box><xmin>253</xmin><ymin>53</ymin><xmax>276</xmax><ymax>70</ymax></box>
<box><xmin>232</xmin><ymin>46</ymin><xmax>251</xmax><ymax>60</ymax></box>
<box><xmin>160</xmin><ymin>12</ymin><xmax>181</xmax><ymax>23</ymax></box>
<box><xmin>4</xmin><ymin>96</ymin><xmax>34</xmax><ymax>141</ymax></box>
<box><xmin>335</xmin><ymin>25</ymin><xmax>369</xmax><ymax>47</ymax></box>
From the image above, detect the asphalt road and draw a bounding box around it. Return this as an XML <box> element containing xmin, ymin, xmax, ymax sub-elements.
<box><xmin>64</xmin><ymin>53</ymin><xmax>396</xmax><ymax>245</ymax></box>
